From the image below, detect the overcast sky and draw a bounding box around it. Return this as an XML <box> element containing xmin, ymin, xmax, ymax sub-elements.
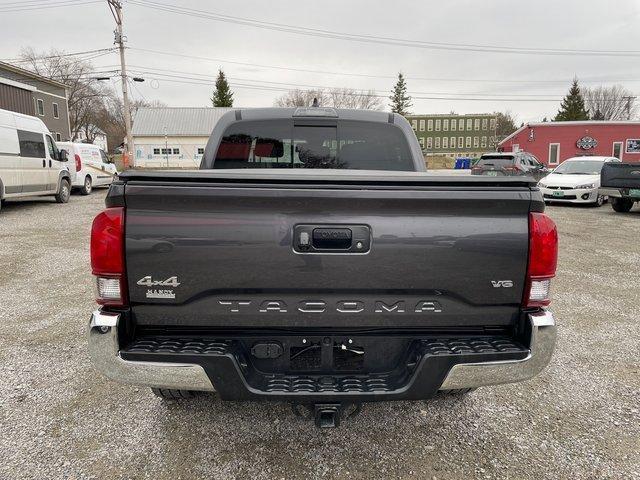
<box><xmin>2</xmin><ymin>0</ymin><xmax>640</xmax><ymax>123</ymax></box>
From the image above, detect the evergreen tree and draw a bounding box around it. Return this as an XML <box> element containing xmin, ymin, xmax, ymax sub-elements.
<box><xmin>211</xmin><ymin>69</ymin><xmax>234</xmax><ymax>107</ymax></box>
<box><xmin>554</xmin><ymin>78</ymin><xmax>589</xmax><ymax>121</ymax></box>
<box><xmin>591</xmin><ymin>108</ymin><xmax>605</xmax><ymax>120</ymax></box>
<box><xmin>389</xmin><ymin>73</ymin><xmax>412</xmax><ymax>116</ymax></box>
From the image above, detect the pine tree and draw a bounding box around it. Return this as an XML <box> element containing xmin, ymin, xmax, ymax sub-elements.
<box><xmin>591</xmin><ymin>108</ymin><xmax>605</xmax><ymax>120</ymax></box>
<box><xmin>554</xmin><ymin>78</ymin><xmax>589</xmax><ymax>121</ymax></box>
<box><xmin>211</xmin><ymin>69</ymin><xmax>234</xmax><ymax>107</ymax></box>
<box><xmin>389</xmin><ymin>73</ymin><xmax>412</xmax><ymax>116</ymax></box>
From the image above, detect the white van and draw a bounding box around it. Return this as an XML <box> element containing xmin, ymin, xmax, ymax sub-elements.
<box><xmin>57</xmin><ymin>142</ymin><xmax>118</xmax><ymax>195</ymax></box>
<box><xmin>0</xmin><ymin>108</ymin><xmax>71</xmax><ymax>212</ymax></box>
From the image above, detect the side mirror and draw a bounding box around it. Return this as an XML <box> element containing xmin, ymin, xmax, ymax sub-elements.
<box><xmin>58</xmin><ymin>149</ymin><xmax>68</xmax><ymax>162</ymax></box>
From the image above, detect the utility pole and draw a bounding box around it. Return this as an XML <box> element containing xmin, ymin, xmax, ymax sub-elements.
<box><xmin>107</xmin><ymin>0</ymin><xmax>133</xmax><ymax>168</ymax></box>
<box><xmin>622</xmin><ymin>96</ymin><xmax>636</xmax><ymax>120</ymax></box>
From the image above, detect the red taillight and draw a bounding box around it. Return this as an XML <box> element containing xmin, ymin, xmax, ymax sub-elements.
<box><xmin>91</xmin><ymin>207</ymin><xmax>127</xmax><ymax>306</ymax></box>
<box><xmin>75</xmin><ymin>153</ymin><xmax>82</xmax><ymax>172</ymax></box>
<box><xmin>523</xmin><ymin>212</ymin><xmax>558</xmax><ymax>307</ymax></box>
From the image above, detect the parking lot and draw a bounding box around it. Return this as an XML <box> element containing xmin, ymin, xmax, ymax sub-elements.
<box><xmin>0</xmin><ymin>192</ymin><xmax>638</xmax><ymax>480</ymax></box>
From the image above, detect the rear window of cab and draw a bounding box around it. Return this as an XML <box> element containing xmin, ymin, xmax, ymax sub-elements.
<box><xmin>211</xmin><ymin>120</ymin><xmax>415</xmax><ymax>171</ymax></box>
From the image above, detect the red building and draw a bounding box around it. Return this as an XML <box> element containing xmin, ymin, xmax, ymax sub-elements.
<box><xmin>499</xmin><ymin>121</ymin><xmax>640</xmax><ymax>166</ymax></box>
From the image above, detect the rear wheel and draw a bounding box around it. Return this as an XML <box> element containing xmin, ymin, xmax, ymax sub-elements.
<box><xmin>611</xmin><ymin>197</ymin><xmax>634</xmax><ymax>213</ymax></box>
<box><xmin>151</xmin><ymin>388</ymin><xmax>197</xmax><ymax>400</ymax></box>
<box><xmin>55</xmin><ymin>179</ymin><xmax>70</xmax><ymax>203</ymax></box>
<box><xmin>80</xmin><ymin>175</ymin><xmax>92</xmax><ymax>195</ymax></box>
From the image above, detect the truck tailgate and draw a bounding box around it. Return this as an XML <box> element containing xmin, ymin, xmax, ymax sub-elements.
<box><xmin>123</xmin><ymin>174</ymin><xmax>533</xmax><ymax>329</ymax></box>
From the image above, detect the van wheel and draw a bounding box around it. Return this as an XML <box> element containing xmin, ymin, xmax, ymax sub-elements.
<box><xmin>80</xmin><ymin>176</ymin><xmax>92</xmax><ymax>195</ymax></box>
<box><xmin>151</xmin><ymin>388</ymin><xmax>197</xmax><ymax>400</ymax></box>
<box><xmin>55</xmin><ymin>179</ymin><xmax>70</xmax><ymax>203</ymax></box>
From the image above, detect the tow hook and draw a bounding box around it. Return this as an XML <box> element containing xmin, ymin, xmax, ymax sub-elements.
<box><xmin>291</xmin><ymin>402</ymin><xmax>362</xmax><ymax>428</ymax></box>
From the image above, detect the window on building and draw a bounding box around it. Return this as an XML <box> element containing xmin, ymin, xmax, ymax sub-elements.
<box><xmin>427</xmin><ymin>119</ymin><xmax>433</xmax><ymax>131</ymax></box>
<box><xmin>55</xmin><ymin>132</ymin><xmax>61</xmax><ymax>141</ymax></box>
<box><xmin>52</xmin><ymin>102</ymin><xmax>59</xmax><ymax>119</ymax></box>
<box><xmin>458</xmin><ymin>119</ymin><xmax>464</xmax><ymax>131</ymax></box>
<box><xmin>466</xmin><ymin>119</ymin><xmax>472</xmax><ymax>130</ymax></box>
<box><xmin>418</xmin><ymin>137</ymin><xmax>425</xmax><ymax>148</ymax></box>
<box><xmin>451</xmin><ymin>119</ymin><xmax>456</xmax><ymax>131</ymax></box>
<box><xmin>435</xmin><ymin>119</ymin><xmax>441</xmax><ymax>131</ymax></box>
<box><xmin>36</xmin><ymin>99</ymin><xmax>44</xmax><ymax>116</ymax></box>
<box><xmin>466</xmin><ymin>137</ymin><xmax>472</xmax><ymax>148</ymax></box>
<box><xmin>17</xmin><ymin>130</ymin><xmax>45</xmax><ymax>157</ymax></box>
<box><xmin>442</xmin><ymin>136</ymin><xmax>449</xmax><ymax>149</ymax></box>
<box><xmin>412</xmin><ymin>120</ymin><xmax>418</xmax><ymax>131</ymax></box>
<box><xmin>419</xmin><ymin>119</ymin><xmax>425</xmax><ymax>131</ymax></box>
<box><xmin>490</xmin><ymin>119</ymin><xmax>496</xmax><ymax>130</ymax></box>
<box><xmin>482</xmin><ymin>118</ymin><xmax>488</xmax><ymax>130</ymax></box>
<box><xmin>450</xmin><ymin>137</ymin><xmax>456</xmax><ymax>148</ymax></box>
<box><xmin>173</xmin><ymin>148</ymin><xmax>180</xmax><ymax>155</ymax></box>
<box><xmin>458</xmin><ymin>136</ymin><xmax>464</xmax><ymax>148</ymax></box>
<box><xmin>473</xmin><ymin>137</ymin><xmax>479</xmax><ymax>148</ymax></box>
<box><xmin>434</xmin><ymin>137</ymin><xmax>441</xmax><ymax>148</ymax></box>
<box><xmin>443</xmin><ymin>119</ymin><xmax>449</xmax><ymax>131</ymax></box>
<box><xmin>481</xmin><ymin>136</ymin><xmax>487</xmax><ymax>148</ymax></box>
<box><xmin>549</xmin><ymin>143</ymin><xmax>560</xmax><ymax>165</ymax></box>
<box><xmin>426</xmin><ymin>137</ymin><xmax>433</xmax><ymax>149</ymax></box>
<box><xmin>153</xmin><ymin>148</ymin><xmax>161</xmax><ymax>155</ymax></box>
<box><xmin>197</xmin><ymin>147</ymin><xmax>205</xmax><ymax>155</ymax></box>
<box><xmin>161</xmin><ymin>148</ymin><xmax>172</xmax><ymax>155</ymax></box>
<box><xmin>473</xmin><ymin>119</ymin><xmax>480</xmax><ymax>131</ymax></box>
<box><xmin>612</xmin><ymin>142</ymin><xmax>623</xmax><ymax>159</ymax></box>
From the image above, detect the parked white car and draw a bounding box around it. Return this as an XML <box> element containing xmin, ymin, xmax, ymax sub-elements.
<box><xmin>0</xmin><ymin>108</ymin><xmax>71</xmax><ymax>212</ymax></box>
<box><xmin>538</xmin><ymin>156</ymin><xmax>621</xmax><ymax>207</ymax></box>
<box><xmin>57</xmin><ymin>142</ymin><xmax>118</xmax><ymax>195</ymax></box>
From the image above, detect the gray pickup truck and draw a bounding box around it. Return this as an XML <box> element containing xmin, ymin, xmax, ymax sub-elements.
<box><xmin>600</xmin><ymin>162</ymin><xmax>640</xmax><ymax>213</ymax></box>
<box><xmin>88</xmin><ymin>108</ymin><xmax>558</xmax><ymax>427</ymax></box>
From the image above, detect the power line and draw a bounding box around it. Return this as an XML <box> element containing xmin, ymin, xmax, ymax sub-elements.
<box><xmin>1</xmin><ymin>48</ymin><xmax>117</xmax><ymax>63</ymax></box>
<box><xmin>128</xmin><ymin>0</ymin><xmax>640</xmax><ymax>57</ymax></box>
<box><xmin>130</xmin><ymin>47</ymin><xmax>640</xmax><ymax>85</ymax></box>
<box><xmin>0</xmin><ymin>0</ymin><xmax>100</xmax><ymax>13</ymax></box>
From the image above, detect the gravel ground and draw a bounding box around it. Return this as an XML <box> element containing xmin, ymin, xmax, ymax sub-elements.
<box><xmin>0</xmin><ymin>191</ymin><xmax>638</xmax><ymax>480</ymax></box>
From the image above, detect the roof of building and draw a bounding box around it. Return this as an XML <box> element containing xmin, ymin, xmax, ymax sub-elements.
<box><xmin>132</xmin><ymin>107</ymin><xmax>234</xmax><ymax>136</ymax></box>
<box><xmin>0</xmin><ymin>61</ymin><xmax>69</xmax><ymax>89</ymax></box>
<box><xmin>499</xmin><ymin>120</ymin><xmax>640</xmax><ymax>145</ymax></box>
<box><xmin>406</xmin><ymin>113</ymin><xmax>495</xmax><ymax>118</ymax></box>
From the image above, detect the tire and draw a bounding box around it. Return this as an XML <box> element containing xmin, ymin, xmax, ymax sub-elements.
<box><xmin>151</xmin><ymin>388</ymin><xmax>197</xmax><ymax>400</ymax></box>
<box><xmin>592</xmin><ymin>194</ymin><xmax>605</xmax><ymax>207</ymax></box>
<box><xmin>80</xmin><ymin>175</ymin><xmax>92</xmax><ymax>195</ymax></box>
<box><xmin>611</xmin><ymin>197</ymin><xmax>634</xmax><ymax>213</ymax></box>
<box><xmin>55</xmin><ymin>178</ymin><xmax>70</xmax><ymax>204</ymax></box>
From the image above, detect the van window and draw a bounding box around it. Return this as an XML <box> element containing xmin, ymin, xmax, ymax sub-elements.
<box><xmin>17</xmin><ymin>130</ymin><xmax>46</xmax><ymax>158</ymax></box>
<box><xmin>212</xmin><ymin>120</ymin><xmax>414</xmax><ymax>171</ymax></box>
<box><xmin>100</xmin><ymin>150</ymin><xmax>109</xmax><ymax>163</ymax></box>
<box><xmin>45</xmin><ymin>135</ymin><xmax>59</xmax><ymax>159</ymax></box>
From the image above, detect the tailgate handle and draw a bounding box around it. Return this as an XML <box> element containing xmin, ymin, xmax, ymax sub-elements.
<box><xmin>312</xmin><ymin>228</ymin><xmax>352</xmax><ymax>249</ymax></box>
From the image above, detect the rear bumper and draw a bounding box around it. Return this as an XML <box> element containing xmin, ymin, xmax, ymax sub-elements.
<box><xmin>88</xmin><ymin>310</ymin><xmax>556</xmax><ymax>399</ymax></box>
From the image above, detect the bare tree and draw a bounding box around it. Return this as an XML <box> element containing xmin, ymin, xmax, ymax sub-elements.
<box><xmin>97</xmin><ymin>96</ymin><xmax>166</xmax><ymax>152</ymax></box>
<box><xmin>274</xmin><ymin>88</ymin><xmax>382</xmax><ymax>110</ymax></box>
<box><xmin>583</xmin><ymin>85</ymin><xmax>637</xmax><ymax>120</ymax></box>
<box><xmin>18</xmin><ymin>47</ymin><xmax>113</xmax><ymax>140</ymax></box>
<box><xmin>274</xmin><ymin>89</ymin><xmax>327</xmax><ymax>107</ymax></box>
<box><xmin>328</xmin><ymin>88</ymin><xmax>382</xmax><ymax>110</ymax></box>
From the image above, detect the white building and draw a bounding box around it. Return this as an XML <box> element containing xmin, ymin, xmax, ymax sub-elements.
<box><xmin>131</xmin><ymin>107</ymin><xmax>232</xmax><ymax>168</ymax></box>
<box><xmin>75</xmin><ymin>125</ymin><xmax>108</xmax><ymax>152</ymax></box>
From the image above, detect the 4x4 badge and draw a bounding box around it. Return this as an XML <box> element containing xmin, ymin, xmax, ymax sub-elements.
<box><xmin>137</xmin><ymin>275</ymin><xmax>180</xmax><ymax>287</ymax></box>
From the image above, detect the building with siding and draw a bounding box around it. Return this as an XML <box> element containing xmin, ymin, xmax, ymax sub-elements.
<box><xmin>406</xmin><ymin>113</ymin><xmax>497</xmax><ymax>159</ymax></box>
<box><xmin>0</xmin><ymin>61</ymin><xmax>71</xmax><ymax>141</ymax></box>
<box><xmin>498</xmin><ymin>121</ymin><xmax>640</xmax><ymax>166</ymax></box>
<box><xmin>131</xmin><ymin>107</ymin><xmax>233</xmax><ymax>168</ymax></box>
